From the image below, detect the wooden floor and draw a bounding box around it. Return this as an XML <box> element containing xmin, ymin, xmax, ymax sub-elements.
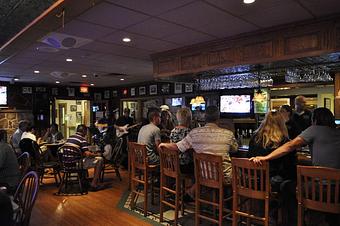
<box><xmin>30</xmin><ymin>169</ymin><xmax>152</xmax><ymax>226</ymax></box>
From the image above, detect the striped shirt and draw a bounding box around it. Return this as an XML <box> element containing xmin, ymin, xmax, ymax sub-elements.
<box><xmin>65</xmin><ymin>132</ymin><xmax>90</xmax><ymax>153</ymax></box>
<box><xmin>176</xmin><ymin>123</ymin><xmax>238</xmax><ymax>184</ymax></box>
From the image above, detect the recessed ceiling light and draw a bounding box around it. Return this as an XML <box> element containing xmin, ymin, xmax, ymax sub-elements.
<box><xmin>34</xmin><ymin>70</ymin><xmax>40</xmax><ymax>74</ymax></box>
<box><xmin>90</xmin><ymin>83</ymin><xmax>94</xmax><ymax>86</ymax></box>
<box><xmin>66</xmin><ymin>58</ymin><xmax>73</xmax><ymax>62</ymax></box>
<box><xmin>14</xmin><ymin>78</ymin><xmax>19</xmax><ymax>81</ymax></box>
<box><xmin>56</xmin><ymin>81</ymin><xmax>60</xmax><ymax>84</ymax></box>
<box><xmin>243</xmin><ymin>0</ymin><xmax>255</xmax><ymax>4</ymax></box>
<box><xmin>120</xmin><ymin>78</ymin><xmax>125</xmax><ymax>81</ymax></box>
<box><xmin>81</xmin><ymin>74</ymin><xmax>87</xmax><ymax>78</ymax></box>
<box><xmin>122</xmin><ymin>37</ymin><xmax>131</xmax><ymax>43</ymax></box>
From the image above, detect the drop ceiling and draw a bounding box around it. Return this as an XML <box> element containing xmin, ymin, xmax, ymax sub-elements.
<box><xmin>1</xmin><ymin>0</ymin><xmax>340</xmax><ymax>87</ymax></box>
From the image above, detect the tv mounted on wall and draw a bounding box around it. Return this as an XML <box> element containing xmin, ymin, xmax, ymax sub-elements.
<box><xmin>0</xmin><ymin>86</ymin><xmax>7</xmax><ymax>105</ymax></box>
<box><xmin>220</xmin><ymin>95</ymin><xmax>251</xmax><ymax>113</ymax></box>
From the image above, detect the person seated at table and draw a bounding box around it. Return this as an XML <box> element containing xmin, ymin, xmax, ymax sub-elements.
<box><xmin>65</xmin><ymin>124</ymin><xmax>104</xmax><ymax>191</ymax></box>
<box><xmin>170</xmin><ymin>107</ymin><xmax>193</xmax><ymax>174</ymax></box>
<box><xmin>0</xmin><ymin>191</ymin><xmax>14</xmax><ymax>226</ymax></box>
<box><xmin>159</xmin><ymin>106</ymin><xmax>175</xmax><ymax>142</ymax></box>
<box><xmin>11</xmin><ymin>120</ymin><xmax>29</xmax><ymax>154</ymax></box>
<box><xmin>160</xmin><ymin>106</ymin><xmax>238</xmax><ymax>201</ymax></box>
<box><xmin>247</xmin><ymin>110</ymin><xmax>297</xmax><ymax>225</ymax></box>
<box><xmin>20</xmin><ymin>123</ymin><xmax>37</xmax><ymax>142</ymax></box>
<box><xmin>43</xmin><ymin>123</ymin><xmax>64</xmax><ymax>143</ymax></box>
<box><xmin>250</xmin><ymin>107</ymin><xmax>340</xmax><ymax>226</ymax></box>
<box><xmin>137</xmin><ymin>108</ymin><xmax>162</xmax><ymax>165</ymax></box>
<box><xmin>0</xmin><ymin>130</ymin><xmax>20</xmax><ymax>194</ymax></box>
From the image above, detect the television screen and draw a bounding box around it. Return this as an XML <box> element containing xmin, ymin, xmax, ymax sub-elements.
<box><xmin>191</xmin><ymin>103</ymin><xmax>205</xmax><ymax>111</ymax></box>
<box><xmin>92</xmin><ymin>106</ymin><xmax>99</xmax><ymax>112</ymax></box>
<box><xmin>172</xmin><ymin>97</ymin><xmax>182</xmax><ymax>106</ymax></box>
<box><xmin>220</xmin><ymin>95</ymin><xmax>251</xmax><ymax>113</ymax></box>
<box><xmin>0</xmin><ymin>86</ymin><xmax>7</xmax><ymax>105</ymax></box>
<box><xmin>335</xmin><ymin>120</ymin><xmax>340</xmax><ymax>125</ymax></box>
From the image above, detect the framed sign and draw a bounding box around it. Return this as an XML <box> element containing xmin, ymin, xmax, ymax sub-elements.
<box><xmin>174</xmin><ymin>83</ymin><xmax>182</xmax><ymax>94</ymax></box>
<box><xmin>131</xmin><ymin>87</ymin><xmax>136</xmax><ymax>96</ymax></box>
<box><xmin>149</xmin><ymin>84</ymin><xmax>157</xmax><ymax>95</ymax></box>
<box><xmin>161</xmin><ymin>84</ymin><xmax>170</xmax><ymax>94</ymax></box>
<box><xmin>104</xmin><ymin>90</ymin><xmax>110</xmax><ymax>99</ymax></box>
<box><xmin>68</xmin><ymin>88</ymin><xmax>75</xmax><ymax>97</ymax></box>
<box><xmin>185</xmin><ymin>83</ymin><xmax>193</xmax><ymax>93</ymax></box>
<box><xmin>22</xmin><ymin>87</ymin><xmax>32</xmax><ymax>94</ymax></box>
<box><xmin>139</xmin><ymin>86</ymin><xmax>146</xmax><ymax>95</ymax></box>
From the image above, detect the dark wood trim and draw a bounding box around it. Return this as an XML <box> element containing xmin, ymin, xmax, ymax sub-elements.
<box><xmin>152</xmin><ymin>14</ymin><xmax>340</xmax><ymax>78</ymax></box>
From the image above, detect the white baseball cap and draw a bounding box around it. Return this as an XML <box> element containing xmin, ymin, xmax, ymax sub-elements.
<box><xmin>160</xmin><ymin>105</ymin><xmax>170</xmax><ymax>111</ymax></box>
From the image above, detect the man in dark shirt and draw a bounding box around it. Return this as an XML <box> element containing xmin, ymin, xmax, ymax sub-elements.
<box><xmin>291</xmin><ymin>96</ymin><xmax>312</xmax><ymax>132</ymax></box>
<box><xmin>66</xmin><ymin>125</ymin><xmax>103</xmax><ymax>191</ymax></box>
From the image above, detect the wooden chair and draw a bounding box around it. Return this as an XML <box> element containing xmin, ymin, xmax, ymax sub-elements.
<box><xmin>57</xmin><ymin>144</ymin><xmax>87</xmax><ymax>195</ymax></box>
<box><xmin>159</xmin><ymin>147</ymin><xmax>186</xmax><ymax>225</ymax></box>
<box><xmin>19</xmin><ymin>138</ymin><xmax>60</xmax><ymax>186</ymax></box>
<box><xmin>194</xmin><ymin>152</ymin><xmax>232</xmax><ymax>226</ymax></box>
<box><xmin>13</xmin><ymin>171</ymin><xmax>39</xmax><ymax>226</ymax></box>
<box><xmin>297</xmin><ymin>165</ymin><xmax>340</xmax><ymax>226</ymax></box>
<box><xmin>129</xmin><ymin>142</ymin><xmax>159</xmax><ymax>217</ymax></box>
<box><xmin>17</xmin><ymin>152</ymin><xmax>31</xmax><ymax>180</ymax></box>
<box><xmin>231</xmin><ymin>157</ymin><xmax>270</xmax><ymax>226</ymax></box>
<box><xmin>100</xmin><ymin>137</ymin><xmax>123</xmax><ymax>182</ymax></box>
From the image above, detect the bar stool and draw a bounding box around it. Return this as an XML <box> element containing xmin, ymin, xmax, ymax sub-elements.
<box><xmin>231</xmin><ymin>157</ymin><xmax>270</xmax><ymax>226</ymax></box>
<box><xmin>159</xmin><ymin>147</ymin><xmax>187</xmax><ymax>225</ymax></box>
<box><xmin>194</xmin><ymin>152</ymin><xmax>232</xmax><ymax>226</ymax></box>
<box><xmin>297</xmin><ymin>165</ymin><xmax>340</xmax><ymax>226</ymax></box>
<box><xmin>129</xmin><ymin>142</ymin><xmax>159</xmax><ymax>217</ymax></box>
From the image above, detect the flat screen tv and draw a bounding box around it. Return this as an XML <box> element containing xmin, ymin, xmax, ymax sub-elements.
<box><xmin>220</xmin><ymin>95</ymin><xmax>251</xmax><ymax>113</ymax></box>
<box><xmin>171</xmin><ymin>97</ymin><xmax>182</xmax><ymax>106</ymax></box>
<box><xmin>92</xmin><ymin>105</ymin><xmax>99</xmax><ymax>112</ymax></box>
<box><xmin>0</xmin><ymin>86</ymin><xmax>7</xmax><ymax>105</ymax></box>
<box><xmin>191</xmin><ymin>103</ymin><xmax>205</xmax><ymax>111</ymax></box>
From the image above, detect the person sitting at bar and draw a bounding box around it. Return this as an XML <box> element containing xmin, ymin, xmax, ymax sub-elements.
<box><xmin>65</xmin><ymin>124</ymin><xmax>104</xmax><ymax>191</ymax></box>
<box><xmin>248</xmin><ymin>110</ymin><xmax>297</xmax><ymax>225</ymax></box>
<box><xmin>291</xmin><ymin>95</ymin><xmax>312</xmax><ymax>132</ymax></box>
<box><xmin>170</xmin><ymin>107</ymin><xmax>193</xmax><ymax>174</ymax></box>
<box><xmin>159</xmin><ymin>106</ymin><xmax>238</xmax><ymax>201</ymax></box>
<box><xmin>279</xmin><ymin>104</ymin><xmax>301</xmax><ymax>139</ymax></box>
<box><xmin>250</xmin><ymin>107</ymin><xmax>340</xmax><ymax>226</ymax></box>
<box><xmin>42</xmin><ymin>123</ymin><xmax>64</xmax><ymax>143</ymax></box>
<box><xmin>11</xmin><ymin>120</ymin><xmax>29</xmax><ymax>154</ymax></box>
<box><xmin>159</xmin><ymin>108</ymin><xmax>175</xmax><ymax>142</ymax></box>
<box><xmin>0</xmin><ymin>130</ymin><xmax>20</xmax><ymax>194</ymax></box>
<box><xmin>137</xmin><ymin>108</ymin><xmax>162</xmax><ymax>164</ymax></box>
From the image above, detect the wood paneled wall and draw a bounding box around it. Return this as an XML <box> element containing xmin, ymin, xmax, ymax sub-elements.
<box><xmin>152</xmin><ymin>15</ymin><xmax>340</xmax><ymax>78</ymax></box>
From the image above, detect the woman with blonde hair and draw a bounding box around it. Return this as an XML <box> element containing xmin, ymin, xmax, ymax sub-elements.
<box><xmin>248</xmin><ymin>110</ymin><xmax>297</xmax><ymax>225</ymax></box>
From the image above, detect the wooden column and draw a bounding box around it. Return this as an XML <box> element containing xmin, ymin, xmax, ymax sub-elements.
<box><xmin>334</xmin><ymin>73</ymin><xmax>340</xmax><ymax>118</ymax></box>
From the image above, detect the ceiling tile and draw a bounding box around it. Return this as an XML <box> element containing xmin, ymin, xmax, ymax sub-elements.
<box><xmin>109</xmin><ymin>0</ymin><xmax>195</xmax><ymax>16</ymax></box>
<box><xmin>159</xmin><ymin>1</ymin><xmax>257</xmax><ymax>38</ymax></box>
<box><xmin>299</xmin><ymin>0</ymin><xmax>340</xmax><ymax>17</ymax></box>
<box><xmin>59</xmin><ymin>19</ymin><xmax>115</xmax><ymax>40</ymax></box>
<box><xmin>126</xmin><ymin>18</ymin><xmax>188</xmax><ymax>39</ymax></box>
<box><xmin>161</xmin><ymin>28</ymin><xmax>219</xmax><ymax>46</ymax></box>
<box><xmin>242</xmin><ymin>1</ymin><xmax>312</xmax><ymax>27</ymax></box>
<box><xmin>77</xmin><ymin>2</ymin><xmax>150</xmax><ymax>29</ymax></box>
<box><xmin>100</xmin><ymin>31</ymin><xmax>180</xmax><ymax>52</ymax></box>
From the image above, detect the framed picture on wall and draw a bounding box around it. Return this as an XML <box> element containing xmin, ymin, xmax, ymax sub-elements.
<box><xmin>161</xmin><ymin>84</ymin><xmax>170</xmax><ymax>94</ymax></box>
<box><xmin>22</xmin><ymin>87</ymin><xmax>32</xmax><ymax>94</ymax></box>
<box><xmin>149</xmin><ymin>84</ymin><xmax>157</xmax><ymax>95</ymax></box>
<box><xmin>70</xmin><ymin>105</ymin><xmax>77</xmax><ymax>112</ymax></box>
<box><xmin>76</xmin><ymin>112</ymin><xmax>82</xmax><ymax>124</ymax></box>
<box><xmin>139</xmin><ymin>86</ymin><xmax>146</xmax><ymax>95</ymax></box>
<box><xmin>112</xmin><ymin>90</ymin><xmax>118</xmax><ymax>97</ymax></box>
<box><xmin>104</xmin><ymin>90</ymin><xmax>110</xmax><ymax>99</ymax></box>
<box><xmin>174</xmin><ymin>83</ymin><xmax>182</xmax><ymax>94</ymax></box>
<box><xmin>51</xmin><ymin>88</ymin><xmax>58</xmax><ymax>95</ymax></box>
<box><xmin>68</xmin><ymin>88</ymin><xmax>75</xmax><ymax>97</ymax></box>
<box><xmin>76</xmin><ymin>100</ymin><xmax>82</xmax><ymax>105</ymax></box>
<box><xmin>94</xmin><ymin>93</ymin><xmax>102</xmax><ymax>101</ymax></box>
<box><xmin>185</xmin><ymin>83</ymin><xmax>193</xmax><ymax>93</ymax></box>
<box><xmin>131</xmin><ymin>88</ymin><xmax>136</xmax><ymax>96</ymax></box>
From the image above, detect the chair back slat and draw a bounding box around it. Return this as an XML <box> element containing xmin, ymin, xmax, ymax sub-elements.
<box><xmin>129</xmin><ymin>142</ymin><xmax>148</xmax><ymax>170</ymax></box>
<box><xmin>160</xmin><ymin>148</ymin><xmax>179</xmax><ymax>178</ymax></box>
<box><xmin>58</xmin><ymin>144</ymin><xmax>83</xmax><ymax>172</ymax></box>
<box><xmin>297</xmin><ymin>165</ymin><xmax>340</xmax><ymax>214</ymax></box>
<box><xmin>232</xmin><ymin>158</ymin><xmax>270</xmax><ymax>200</ymax></box>
<box><xmin>111</xmin><ymin>138</ymin><xmax>124</xmax><ymax>164</ymax></box>
<box><xmin>13</xmin><ymin>171</ymin><xmax>39</xmax><ymax>226</ymax></box>
<box><xmin>194</xmin><ymin>152</ymin><xmax>223</xmax><ymax>189</ymax></box>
